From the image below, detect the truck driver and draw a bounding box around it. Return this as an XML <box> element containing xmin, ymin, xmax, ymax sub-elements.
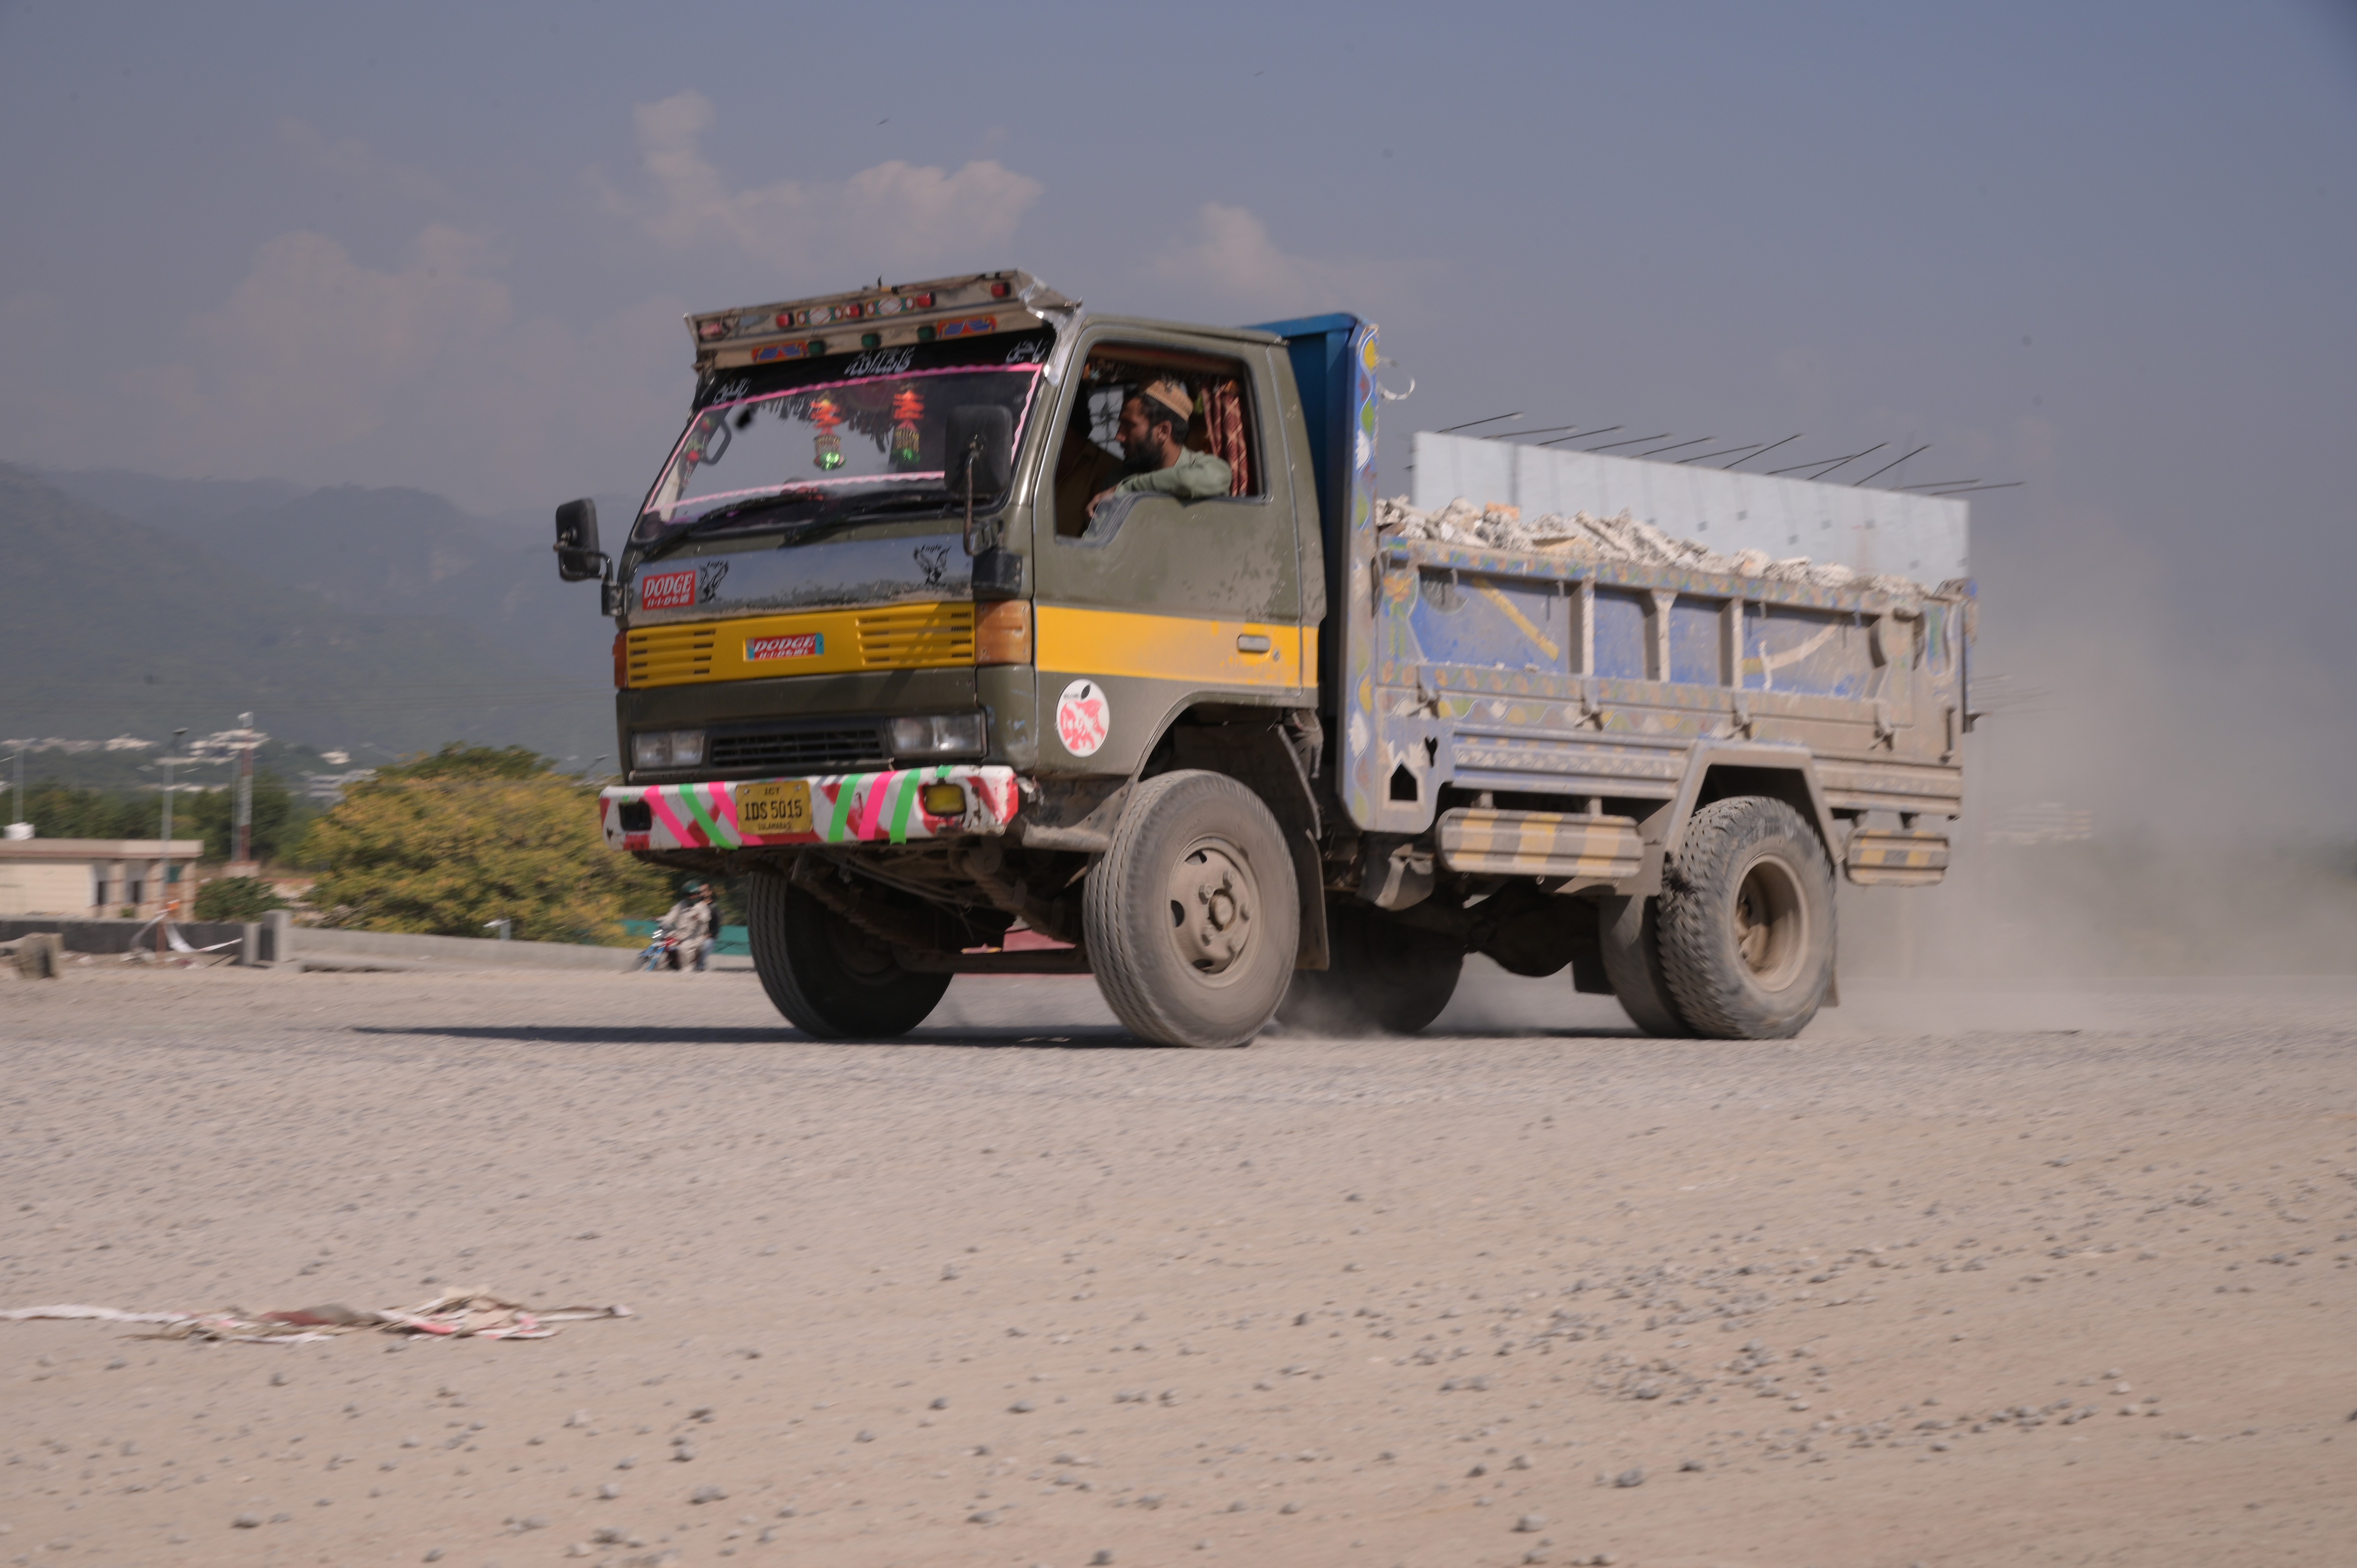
<box><xmin>1087</xmin><ymin>378</ymin><xmax>1232</xmax><ymax>520</ymax></box>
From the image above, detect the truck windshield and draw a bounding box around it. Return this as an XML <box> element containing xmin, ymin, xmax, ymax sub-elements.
<box><xmin>635</xmin><ymin>365</ymin><xmax>1042</xmax><ymax>541</ymax></box>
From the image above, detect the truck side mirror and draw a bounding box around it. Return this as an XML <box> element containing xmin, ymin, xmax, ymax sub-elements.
<box><xmin>944</xmin><ymin>407</ymin><xmax>1014</xmax><ymax>499</ymax></box>
<box><xmin>553</xmin><ymin>497</ymin><xmax>606</xmax><ymax>582</ymax></box>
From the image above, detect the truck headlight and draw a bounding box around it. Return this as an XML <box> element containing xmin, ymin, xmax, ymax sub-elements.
<box><xmin>889</xmin><ymin>714</ymin><xmax>986</xmax><ymax>759</ymax></box>
<box><xmin>631</xmin><ymin>728</ymin><xmax>706</xmax><ymax>769</ymax></box>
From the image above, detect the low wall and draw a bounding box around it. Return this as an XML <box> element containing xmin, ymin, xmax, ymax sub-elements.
<box><xmin>0</xmin><ymin>915</ymin><xmax>726</xmax><ymax>972</ymax></box>
<box><xmin>0</xmin><ymin>916</ymin><xmax>247</xmax><ymax>955</ymax></box>
<box><xmin>286</xmin><ymin>926</ymin><xmax>645</xmax><ymax>972</ymax></box>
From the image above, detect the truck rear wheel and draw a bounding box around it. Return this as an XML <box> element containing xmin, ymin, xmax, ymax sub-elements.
<box><xmin>1276</xmin><ymin>899</ymin><xmax>1462</xmax><ymax>1036</ymax></box>
<box><xmin>1656</xmin><ymin>796</ymin><xmax>1834</xmax><ymax>1039</ymax></box>
<box><xmin>1599</xmin><ymin>893</ymin><xmax>1692</xmax><ymax>1037</ymax></box>
<box><xmin>1083</xmin><ymin>770</ymin><xmax>1299</xmax><ymax>1049</ymax></box>
<box><xmin>746</xmin><ymin>872</ymin><xmax>952</xmax><ymax>1039</ymax></box>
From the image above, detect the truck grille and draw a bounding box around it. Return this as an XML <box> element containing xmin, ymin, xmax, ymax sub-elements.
<box><xmin>855</xmin><ymin>602</ymin><xmax>976</xmax><ymax>665</ymax></box>
<box><xmin>705</xmin><ymin>724</ymin><xmax>885</xmax><ymax>774</ymax></box>
<box><xmin>625</xmin><ymin>603</ymin><xmax>974</xmax><ymax>688</ymax></box>
<box><xmin>627</xmin><ymin>623</ymin><xmax>719</xmax><ymax>685</ymax></box>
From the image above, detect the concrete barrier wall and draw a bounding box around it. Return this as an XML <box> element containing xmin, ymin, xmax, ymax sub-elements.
<box><xmin>0</xmin><ymin>916</ymin><xmax>248</xmax><ymax>955</ymax></box>
<box><xmin>2</xmin><ymin>915</ymin><xmax>675</xmax><ymax>972</ymax></box>
<box><xmin>286</xmin><ymin>925</ymin><xmax>644</xmax><ymax>972</ymax></box>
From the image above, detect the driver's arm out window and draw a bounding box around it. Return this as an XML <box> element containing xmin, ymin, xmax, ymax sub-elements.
<box><xmin>1053</xmin><ymin>348</ymin><xmax>1262</xmax><ymax>538</ymax></box>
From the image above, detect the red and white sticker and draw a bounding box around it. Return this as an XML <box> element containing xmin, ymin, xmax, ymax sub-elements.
<box><xmin>1054</xmin><ymin>679</ymin><xmax>1111</xmax><ymax>759</ymax></box>
<box><xmin>746</xmin><ymin>632</ymin><xmax>823</xmax><ymax>662</ymax></box>
<box><xmin>639</xmin><ymin>570</ymin><xmax>696</xmax><ymax>610</ymax></box>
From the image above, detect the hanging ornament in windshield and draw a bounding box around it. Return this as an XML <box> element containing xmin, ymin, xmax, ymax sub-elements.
<box><xmin>889</xmin><ymin>385</ymin><xmax>925</xmax><ymax>468</ymax></box>
<box><xmin>811</xmin><ymin>396</ymin><xmax>845</xmax><ymax>471</ymax></box>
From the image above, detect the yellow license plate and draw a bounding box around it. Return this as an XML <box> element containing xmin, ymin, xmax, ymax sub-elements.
<box><xmin>736</xmin><ymin>779</ymin><xmax>813</xmax><ymax>837</ymax></box>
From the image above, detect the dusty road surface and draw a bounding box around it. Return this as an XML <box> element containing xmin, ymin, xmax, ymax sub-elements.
<box><xmin>3</xmin><ymin>964</ymin><xmax>2353</xmax><ymax>1568</ymax></box>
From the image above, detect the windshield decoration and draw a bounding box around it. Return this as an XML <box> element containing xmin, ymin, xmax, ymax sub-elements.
<box><xmin>810</xmin><ymin>396</ymin><xmax>846</xmax><ymax>471</ymax></box>
<box><xmin>635</xmin><ymin>356</ymin><xmax>1045</xmax><ymax>542</ymax></box>
<box><xmin>890</xmin><ymin>386</ymin><xmax>924</xmax><ymax>466</ymax></box>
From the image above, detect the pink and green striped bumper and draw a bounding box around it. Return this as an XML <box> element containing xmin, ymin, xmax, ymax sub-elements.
<box><xmin>600</xmin><ymin>766</ymin><xmax>1021</xmax><ymax>853</ymax></box>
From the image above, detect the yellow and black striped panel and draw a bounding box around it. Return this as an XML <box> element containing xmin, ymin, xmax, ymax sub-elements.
<box><xmin>1844</xmin><ymin>828</ymin><xmax>1950</xmax><ymax>886</ymax></box>
<box><xmin>1035</xmin><ymin>605</ymin><xmax>1310</xmax><ymax>689</ymax></box>
<box><xmin>625</xmin><ymin>603</ymin><xmax>976</xmax><ymax>689</ymax></box>
<box><xmin>1436</xmin><ymin>808</ymin><xmax>1643</xmax><ymax>882</ymax></box>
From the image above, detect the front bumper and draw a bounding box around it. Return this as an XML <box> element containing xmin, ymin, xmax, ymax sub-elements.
<box><xmin>601</xmin><ymin>765</ymin><xmax>1021</xmax><ymax>853</ymax></box>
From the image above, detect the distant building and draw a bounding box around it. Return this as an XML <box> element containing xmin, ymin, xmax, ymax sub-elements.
<box><xmin>0</xmin><ymin>735</ymin><xmax>159</xmax><ymax>756</ymax></box>
<box><xmin>0</xmin><ymin>835</ymin><xmax>206</xmax><ymax>917</ymax></box>
<box><xmin>306</xmin><ymin>768</ymin><xmax>377</xmax><ymax>805</ymax></box>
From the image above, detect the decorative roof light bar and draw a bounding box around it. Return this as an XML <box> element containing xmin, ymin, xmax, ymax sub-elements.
<box><xmin>686</xmin><ymin>272</ymin><xmax>1072</xmax><ymax>370</ymax></box>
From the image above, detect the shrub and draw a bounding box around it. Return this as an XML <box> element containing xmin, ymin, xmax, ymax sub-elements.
<box><xmin>194</xmin><ymin>876</ymin><xmax>288</xmax><ymax>922</ymax></box>
<box><xmin>300</xmin><ymin>743</ymin><xmax>669</xmax><ymax>944</ymax></box>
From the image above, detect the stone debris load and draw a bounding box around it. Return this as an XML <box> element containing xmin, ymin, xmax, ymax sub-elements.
<box><xmin>1377</xmin><ymin>495</ymin><xmax>1931</xmax><ymax>598</ymax></box>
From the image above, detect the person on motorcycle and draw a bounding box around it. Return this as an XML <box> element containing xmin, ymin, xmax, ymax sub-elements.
<box><xmin>650</xmin><ymin>882</ymin><xmax>718</xmax><ymax>973</ymax></box>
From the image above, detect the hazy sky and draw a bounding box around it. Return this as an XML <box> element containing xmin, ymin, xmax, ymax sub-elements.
<box><xmin>4</xmin><ymin>2</ymin><xmax>2352</xmax><ymax>829</ymax></box>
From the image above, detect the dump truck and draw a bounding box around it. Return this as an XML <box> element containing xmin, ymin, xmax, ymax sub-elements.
<box><xmin>554</xmin><ymin>270</ymin><xmax>1971</xmax><ymax>1047</ymax></box>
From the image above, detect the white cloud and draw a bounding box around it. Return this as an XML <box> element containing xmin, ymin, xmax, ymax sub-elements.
<box><xmin>0</xmin><ymin>225</ymin><xmax>690</xmax><ymax>512</ymax></box>
<box><xmin>277</xmin><ymin>118</ymin><xmax>450</xmax><ymax>206</ymax></box>
<box><xmin>130</xmin><ymin>225</ymin><xmax>513</xmax><ymax>461</ymax></box>
<box><xmin>606</xmin><ymin>90</ymin><xmax>1044</xmax><ymax>277</ymax></box>
<box><xmin>1145</xmin><ymin>202</ymin><xmax>1433</xmax><ymax>319</ymax></box>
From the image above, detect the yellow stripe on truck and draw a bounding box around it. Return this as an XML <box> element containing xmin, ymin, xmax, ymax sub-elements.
<box><xmin>625</xmin><ymin>602</ymin><xmax>975</xmax><ymax>689</ymax></box>
<box><xmin>1034</xmin><ymin>606</ymin><xmax>1309</xmax><ymax>688</ymax></box>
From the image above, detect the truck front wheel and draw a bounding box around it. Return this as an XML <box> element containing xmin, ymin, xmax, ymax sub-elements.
<box><xmin>1275</xmin><ymin>899</ymin><xmax>1461</xmax><ymax>1036</ymax></box>
<box><xmin>1083</xmin><ymin>770</ymin><xmax>1300</xmax><ymax>1049</ymax></box>
<box><xmin>1656</xmin><ymin>796</ymin><xmax>1834</xmax><ymax>1039</ymax></box>
<box><xmin>746</xmin><ymin>872</ymin><xmax>952</xmax><ymax>1039</ymax></box>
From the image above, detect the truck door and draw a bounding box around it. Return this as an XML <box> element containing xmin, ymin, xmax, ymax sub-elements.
<box><xmin>1031</xmin><ymin>337</ymin><xmax>1313</xmax><ymax>773</ymax></box>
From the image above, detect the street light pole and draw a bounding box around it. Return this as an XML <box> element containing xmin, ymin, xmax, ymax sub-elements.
<box><xmin>233</xmin><ymin>712</ymin><xmax>257</xmax><ymax>868</ymax></box>
<box><xmin>158</xmin><ymin>726</ymin><xmax>187</xmax><ymax>956</ymax></box>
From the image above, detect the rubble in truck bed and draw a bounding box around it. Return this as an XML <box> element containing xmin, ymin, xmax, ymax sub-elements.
<box><xmin>1377</xmin><ymin>496</ymin><xmax>1938</xmax><ymax>598</ymax></box>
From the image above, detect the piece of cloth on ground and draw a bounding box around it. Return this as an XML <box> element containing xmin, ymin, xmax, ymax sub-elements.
<box><xmin>3</xmin><ymin>1288</ymin><xmax>631</xmax><ymax>1344</ymax></box>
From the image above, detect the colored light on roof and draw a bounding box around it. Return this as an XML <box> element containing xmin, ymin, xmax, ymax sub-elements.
<box><xmin>988</xmin><ymin>281</ymin><xmax>1011</xmax><ymax>298</ymax></box>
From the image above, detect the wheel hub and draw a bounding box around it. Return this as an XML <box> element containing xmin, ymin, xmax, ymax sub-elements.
<box><xmin>1167</xmin><ymin>841</ymin><xmax>1256</xmax><ymax>975</ymax></box>
<box><xmin>1730</xmin><ymin>855</ymin><xmax>1807</xmax><ymax>989</ymax></box>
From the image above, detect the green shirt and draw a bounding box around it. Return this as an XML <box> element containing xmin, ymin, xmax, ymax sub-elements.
<box><xmin>1112</xmin><ymin>448</ymin><xmax>1233</xmax><ymax>499</ymax></box>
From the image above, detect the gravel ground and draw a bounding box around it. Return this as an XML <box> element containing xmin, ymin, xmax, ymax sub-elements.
<box><xmin>3</xmin><ymin>962</ymin><xmax>2354</xmax><ymax>1567</ymax></box>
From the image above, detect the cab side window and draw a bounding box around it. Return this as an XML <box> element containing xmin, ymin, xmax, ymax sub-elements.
<box><xmin>1051</xmin><ymin>346</ymin><xmax>1262</xmax><ymax>539</ymax></box>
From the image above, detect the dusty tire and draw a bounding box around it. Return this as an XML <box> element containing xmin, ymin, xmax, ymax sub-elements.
<box><xmin>1276</xmin><ymin>899</ymin><xmax>1462</xmax><ymax>1036</ymax></box>
<box><xmin>1599</xmin><ymin>893</ymin><xmax>1691</xmax><ymax>1037</ymax></box>
<box><xmin>1657</xmin><ymin>796</ymin><xmax>1834</xmax><ymax>1039</ymax></box>
<box><xmin>746</xmin><ymin>871</ymin><xmax>951</xmax><ymax>1038</ymax></box>
<box><xmin>1084</xmin><ymin>770</ymin><xmax>1299</xmax><ymax>1048</ymax></box>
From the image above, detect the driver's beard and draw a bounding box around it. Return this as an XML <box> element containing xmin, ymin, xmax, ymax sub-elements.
<box><xmin>1120</xmin><ymin>434</ymin><xmax>1160</xmax><ymax>473</ymax></box>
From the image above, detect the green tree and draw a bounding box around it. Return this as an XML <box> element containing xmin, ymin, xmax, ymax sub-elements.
<box><xmin>301</xmin><ymin>743</ymin><xmax>670</xmax><ymax>944</ymax></box>
<box><xmin>23</xmin><ymin>784</ymin><xmax>150</xmax><ymax>839</ymax></box>
<box><xmin>184</xmin><ymin>771</ymin><xmax>315</xmax><ymax>863</ymax></box>
<box><xmin>194</xmin><ymin>876</ymin><xmax>288</xmax><ymax>922</ymax></box>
